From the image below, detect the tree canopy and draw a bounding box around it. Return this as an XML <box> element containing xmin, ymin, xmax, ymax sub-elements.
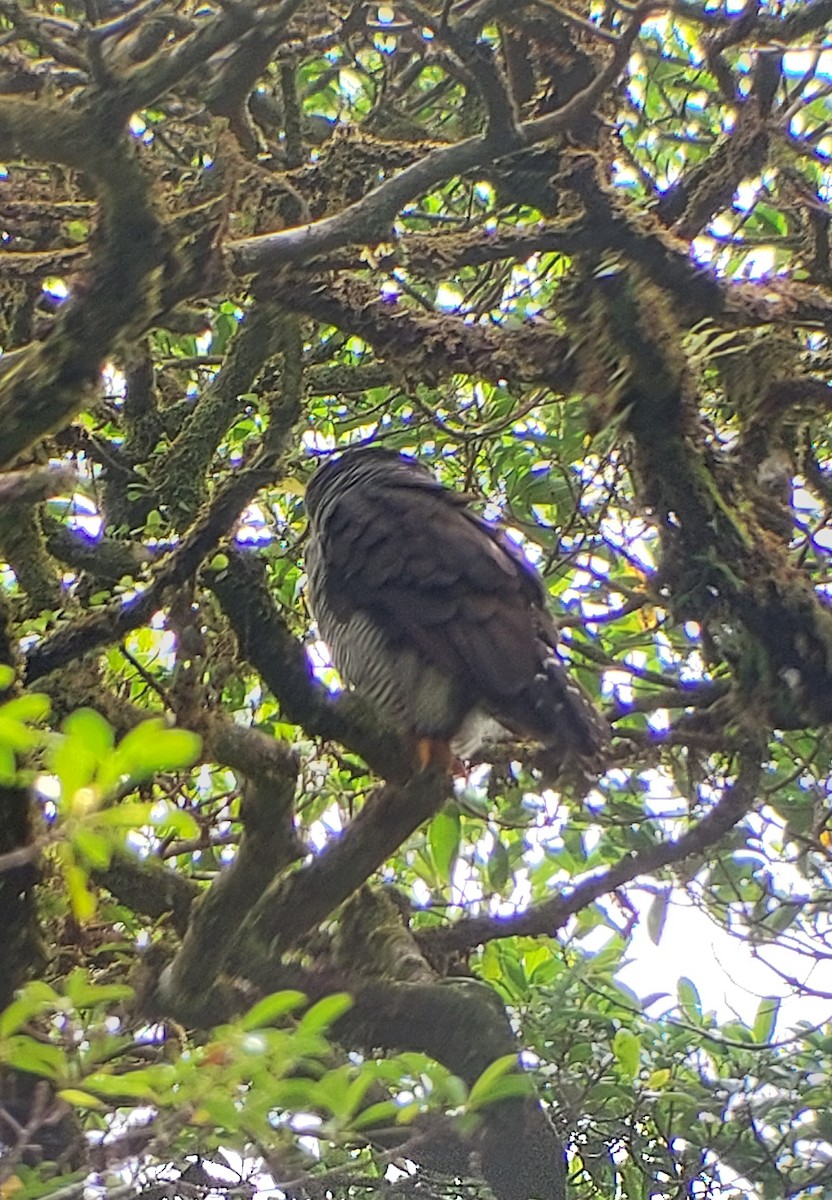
<box><xmin>1</xmin><ymin>0</ymin><xmax>832</xmax><ymax>1197</ymax></box>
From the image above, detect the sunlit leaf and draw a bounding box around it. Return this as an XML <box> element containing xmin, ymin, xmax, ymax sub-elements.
<box><xmin>467</xmin><ymin>1053</ymin><xmax>521</xmax><ymax>1109</ymax></box>
<box><xmin>612</xmin><ymin>1029</ymin><xmax>641</xmax><ymax>1078</ymax></box>
<box><xmin>351</xmin><ymin>1099</ymin><xmax>401</xmax><ymax>1130</ymax></box>
<box><xmin>81</xmin><ymin>1070</ymin><xmax>158</xmax><ymax>1101</ymax></box>
<box><xmin>0</xmin><ymin>1037</ymin><xmax>67</xmax><ymax>1080</ymax></box>
<box><xmin>428</xmin><ymin>809</ymin><xmax>460</xmax><ymax>882</ymax></box>
<box><xmin>98</xmin><ymin>721</ymin><xmax>201</xmax><ymax>792</ymax></box>
<box><xmin>0</xmin><ymin>982</ymin><xmax>59</xmax><ymax>1038</ymax></box>
<box><xmin>1</xmin><ymin>695</ymin><xmax>51</xmax><ymax>725</ymax></box>
<box><xmin>72</xmin><ymin>826</ymin><xmax>113</xmax><ymax>869</ymax></box>
<box><xmin>752</xmin><ymin>997</ymin><xmax>780</xmax><ymax>1045</ymax></box>
<box><xmin>57</xmin><ymin>1088</ymin><xmax>105</xmax><ymax>1109</ymax></box>
<box><xmin>64</xmin><ymin>859</ymin><xmax>97</xmax><ymax>921</ymax></box>
<box><xmin>239</xmin><ymin>991</ymin><xmax>308</xmax><ymax>1031</ymax></box>
<box><xmin>298</xmin><ymin>993</ymin><xmax>353</xmax><ymax>1034</ymax></box>
<box><xmin>677</xmin><ymin>977</ymin><xmax>703</xmax><ymax>1025</ymax></box>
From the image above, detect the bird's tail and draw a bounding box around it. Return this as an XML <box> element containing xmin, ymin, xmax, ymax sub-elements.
<box><xmin>530</xmin><ymin>655</ymin><xmax>611</xmax><ymax>784</ymax></box>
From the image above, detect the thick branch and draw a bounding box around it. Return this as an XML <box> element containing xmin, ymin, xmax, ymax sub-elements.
<box><xmin>0</xmin><ymin>135</ymin><xmax>167</xmax><ymax>469</ymax></box>
<box><xmin>41</xmin><ymin>516</ymin><xmax>153</xmax><ymax>588</ymax></box>
<box><xmin>98</xmin><ymin>0</ymin><xmax>302</xmax><ymax>121</ymax></box>
<box><xmin>229</xmin><ymin>134</ymin><xmax>492</xmax><ymax>273</ymax></box>
<box><xmin>657</xmin><ymin>92</ymin><xmax>769</xmax><ymax>237</ymax></box>
<box><xmin>227</xmin><ymin>769</ymin><xmax>450</xmax><ymax>965</ymax></box>
<box><xmin>0</xmin><ymin>97</ymin><xmax>91</xmax><ymax>169</ymax></box>
<box><xmin>580</xmin><ymin>264</ymin><xmax>832</xmax><ymax>726</ymax></box>
<box><xmin>274</xmin><ymin>277</ymin><xmax>578</xmax><ymax>393</ymax></box>
<box><xmin>146</xmin><ymin>944</ymin><xmax>565</xmax><ymax>1200</ymax></box>
<box><xmin>94</xmin><ymin>854</ymin><xmax>199</xmax><ymax>939</ymax></box>
<box><xmin>762</xmin><ymin>0</ymin><xmax>832</xmax><ymax>40</ymax></box>
<box><xmin>0</xmin><ymin>468</ymin><xmax>76</xmax><ymax>507</ymax></box>
<box><xmin>160</xmin><ymin>725</ymin><xmax>301</xmax><ymax>1008</ymax></box>
<box><xmin>155</xmin><ymin>299</ymin><xmax>290</xmax><ymax>525</ymax></box>
<box><xmin>337</xmin><ymin>977</ymin><xmax>566</xmax><ymax>1200</ymax></box>
<box><xmin>0</xmin><ymin>506</ymin><xmax>62</xmax><ymax>613</ymax></box>
<box><xmin>208</xmin><ymin>549</ymin><xmax>413</xmax><ymax>782</ymax></box>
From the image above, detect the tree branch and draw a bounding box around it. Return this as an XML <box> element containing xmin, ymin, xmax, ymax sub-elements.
<box><xmin>24</xmin><ymin>455</ymin><xmax>277</xmax><ymax>683</ymax></box>
<box><xmin>228</xmin><ymin>769</ymin><xmax>450</xmax><ymax>966</ymax></box>
<box><xmin>0</xmin><ymin>134</ymin><xmax>167</xmax><ymax>469</ymax></box>
<box><xmin>159</xmin><ymin>724</ymin><xmax>301</xmax><ymax>1009</ymax></box>
<box><xmin>0</xmin><ymin>468</ymin><xmax>76</xmax><ymax>506</ymax></box>
<box><xmin>227</xmin><ymin>7</ymin><xmax>650</xmax><ymax>275</ymax></box>
<box><xmin>98</xmin><ymin>0</ymin><xmax>302</xmax><ymax>122</ymax></box>
<box><xmin>154</xmin><ymin>299</ymin><xmax>290</xmax><ymax>525</ymax></box>
<box><xmin>208</xmin><ymin>549</ymin><xmax>414</xmax><ymax>782</ymax></box>
<box><xmin>421</xmin><ymin>747</ymin><xmax>763</xmax><ymax>953</ymax></box>
<box><xmin>93</xmin><ymin>853</ymin><xmax>199</xmax><ymax>939</ymax></box>
<box><xmin>272</xmin><ymin>276</ymin><xmax>578</xmax><ymax>394</ymax></box>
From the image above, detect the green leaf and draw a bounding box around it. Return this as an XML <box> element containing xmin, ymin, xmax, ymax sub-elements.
<box><xmin>760</xmin><ymin>905</ymin><xmax>799</xmax><ymax>937</ymax></box>
<box><xmin>487</xmin><ymin>838</ymin><xmax>510</xmax><ymax>892</ymax></box>
<box><xmin>467</xmin><ymin>1053</ymin><xmax>520</xmax><ymax>1108</ymax></box>
<box><xmin>81</xmin><ymin>1070</ymin><xmax>158</xmax><ymax>1101</ymax></box>
<box><xmin>193</xmin><ymin>1093</ymin><xmax>243</xmax><ymax>1130</ymax></box>
<box><xmin>148</xmin><ymin>803</ymin><xmax>200</xmax><ymax>837</ymax></box>
<box><xmin>0</xmin><ymin>714</ymin><xmax>42</xmax><ymax>753</ymax></box>
<box><xmin>64</xmin><ymin>860</ymin><xmax>97</xmax><ymax>921</ymax></box>
<box><xmin>63</xmin><ymin>970</ymin><xmax>133</xmax><ymax>1009</ymax></box>
<box><xmin>351</xmin><ymin>1099</ymin><xmax>402</xmax><ymax>1130</ymax></box>
<box><xmin>752</xmin><ymin>996</ymin><xmax>780</xmax><ymax>1044</ymax></box>
<box><xmin>0</xmin><ymin>664</ymin><xmax>14</xmax><ymax>691</ymax></box>
<box><xmin>93</xmin><ymin>801</ymin><xmax>198</xmax><ymax>839</ymax></box>
<box><xmin>65</xmin><ymin>219</ymin><xmax>89</xmax><ymax>243</ymax></box>
<box><xmin>0</xmin><ymin>1036</ymin><xmax>67</xmax><ymax>1080</ymax></box>
<box><xmin>443</xmin><ymin>1072</ymin><xmax>469</xmax><ymax>1107</ymax></box>
<box><xmin>266</xmin><ymin>1077</ymin><xmax>327</xmax><ymax>1110</ymax></box>
<box><xmin>1</xmin><ymin>694</ymin><xmax>51</xmax><ymax>725</ymax></box>
<box><xmin>93</xmin><ymin>801</ymin><xmax>155</xmax><ymax>829</ymax></box>
<box><xmin>72</xmin><ymin>827</ymin><xmax>113</xmax><ymax>870</ymax></box>
<box><xmin>428</xmin><ymin>810</ymin><xmax>460</xmax><ymax>881</ymax></box>
<box><xmin>646</xmin><ymin>888</ymin><xmax>669</xmax><ymax>946</ymax></box>
<box><xmin>298</xmin><ymin>993</ymin><xmax>353</xmax><ymax>1034</ymax></box>
<box><xmin>51</xmin><ymin>735</ymin><xmax>98</xmax><ymax>802</ymax></box>
<box><xmin>467</xmin><ymin>1075</ymin><xmax>533</xmax><ymax>1109</ymax></box>
<box><xmin>58</xmin><ymin>1088</ymin><xmax>105</xmax><ymax>1109</ymax></box>
<box><xmin>394</xmin><ymin>1100</ymin><xmax>422</xmax><ymax>1124</ymax></box>
<box><xmin>63</xmin><ymin>709</ymin><xmax>115</xmax><ymax>761</ymax></box>
<box><xmin>239</xmin><ymin>990</ymin><xmax>308</xmax><ymax>1031</ymax></box>
<box><xmin>98</xmin><ymin>721</ymin><xmax>201</xmax><ymax>791</ymax></box>
<box><xmin>315</xmin><ymin>1065</ymin><xmax>353</xmax><ymax>1119</ymax></box>
<box><xmin>612</xmin><ymin>1028</ymin><xmax>641</xmax><ymax>1078</ymax></box>
<box><xmin>0</xmin><ymin>742</ymin><xmax>15</xmax><ymax>784</ymax></box>
<box><xmin>0</xmin><ymin>982</ymin><xmax>59</xmax><ymax>1037</ymax></box>
<box><xmin>677</xmin><ymin>977</ymin><xmax>702</xmax><ymax>1024</ymax></box>
<box><xmin>339</xmin><ymin>1071</ymin><xmax>376</xmax><ymax>1120</ymax></box>
<box><xmin>647</xmin><ymin>1068</ymin><xmax>671</xmax><ymax>1089</ymax></box>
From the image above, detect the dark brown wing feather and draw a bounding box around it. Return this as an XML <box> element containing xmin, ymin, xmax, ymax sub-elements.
<box><xmin>326</xmin><ymin>471</ymin><xmax>540</xmax><ymax>696</ymax></box>
<box><xmin>305</xmin><ymin>448</ymin><xmax>608</xmax><ymax>760</ymax></box>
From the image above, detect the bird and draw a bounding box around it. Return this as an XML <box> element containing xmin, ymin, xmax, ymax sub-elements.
<box><xmin>304</xmin><ymin>446</ymin><xmax>609</xmax><ymax>774</ymax></box>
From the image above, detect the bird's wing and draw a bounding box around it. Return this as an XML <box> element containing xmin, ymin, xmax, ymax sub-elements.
<box><xmin>319</xmin><ymin>474</ymin><xmax>551</xmax><ymax>704</ymax></box>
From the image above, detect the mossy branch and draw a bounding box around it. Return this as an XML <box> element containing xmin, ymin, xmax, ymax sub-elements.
<box><xmin>0</xmin><ymin>133</ymin><xmax>167</xmax><ymax>468</ymax></box>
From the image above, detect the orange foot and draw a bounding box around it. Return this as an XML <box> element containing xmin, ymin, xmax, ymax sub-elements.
<box><xmin>415</xmin><ymin>737</ymin><xmax>462</xmax><ymax>774</ymax></box>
